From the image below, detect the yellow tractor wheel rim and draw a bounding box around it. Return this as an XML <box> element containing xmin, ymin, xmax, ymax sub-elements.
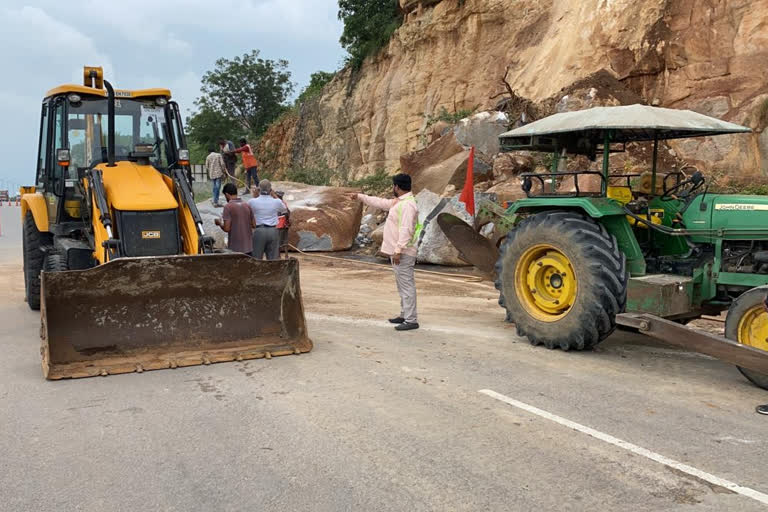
<box><xmin>737</xmin><ymin>306</ymin><xmax>768</xmax><ymax>352</ymax></box>
<box><xmin>515</xmin><ymin>244</ymin><xmax>577</xmax><ymax>322</ymax></box>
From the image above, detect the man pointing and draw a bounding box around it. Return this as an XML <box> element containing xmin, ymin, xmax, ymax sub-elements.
<box><xmin>349</xmin><ymin>174</ymin><xmax>420</xmax><ymax>331</ymax></box>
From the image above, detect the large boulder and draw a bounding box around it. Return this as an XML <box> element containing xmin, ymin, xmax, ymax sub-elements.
<box><xmin>414</xmin><ymin>189</ymin><xmax>495</xmax><ymax>266</ymax></box>
<box><xmin>558</xmin><ymin>173</ymin><xmax>603</xmax><ymax>194</ymax></box>
<box><xmin>196</xmin><ymin>202</ymin><xmax>228</xmax><ymax>250</ymax></box>
<box><xmin>407</xmin><ymin>147</ymin><xmax>492</xmax><ymax>195</ymax></box>
<box><xmin>486</xmin><ymin>179</ymin><xmax>528</xmax><ymax>204</ymax></box>
<box><xmin>453</xmin><ymin>111</ymin><xmax>509</xmax><ymax>156</ymax></box>
<box><xmin>492</xmin><ymin>153</ymin><xmax>535</xmax><ymax>180</ymax></box>
<box><xmin>415</xmin><ymin>190</ymin><xmax>466</xmax><ymax>266</ymax></box>
<box><xmin>402</xmin><ymin>115</ymin><xmax>501</xmax><ymax>195</ymax></box>
<box><xmin>400</xmin><ymin>131</ymin><xmax>464</xmax><ymax>177</ymax></box>
<box><xmin>274</xmin><ymin>182</ymin><xmax>363</xmax><ymax>251</ymax></box>
<box><xmin>410</xmin><ymin>150</ymin><xmax>469</xmax><ymax>195</ymax></box>
<box><xmin>428</xmin><ymin>120</ymin><xmax>453</xmax><ymax>144</ymax></box>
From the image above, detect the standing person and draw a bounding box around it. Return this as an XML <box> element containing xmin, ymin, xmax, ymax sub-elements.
<box><xmin>215</xmin><ymin>183</ymin><xmax>255</xmax><ymax>255</ymax></box>
<box><xmin>231</xmin><ymin>138</ymin><xmax>259</xmax><ymax>195</ymax></box>
<box><xmin>348</xmin><ymin>174</ymin><xmax>421</xmax><ymax>331</ymax></box>
<box><xmin>247</xmin><ymin>180</ymin><xmax>287</xmax><ymax>260</ymax></box>
<box><xmin>275</xmin><ymin>190</ymin><xmax>290</xmax><ymax>258</ymax></box>
<box><xmin>205</xmin><ymin>147</ymin><xmax>226</xmax><ymax>207</ymax></box>
<box><xmin>219</xmin><ymin>138</ymin><xmax>237</xmax><ymax>183</ymax></box>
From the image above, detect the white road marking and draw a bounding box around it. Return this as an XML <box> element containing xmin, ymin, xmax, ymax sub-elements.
<box><xmin>479</xmin><ymin>389</ymin><xmax>768</xmax><ymax>506</ymax></box>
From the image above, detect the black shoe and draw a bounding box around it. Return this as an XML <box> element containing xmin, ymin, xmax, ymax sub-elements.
<box><xmin>395</xmin><ymin>322</ymin><xmax>419</xmax><ymax>331</ymax></box>
<box><xmin>388</xmin><ymin>317</ymin><xmax>405</xmax><ymax>324</ymax></box>
<box><xmin>757</xmin><ymin>404</ymin><xmax>768</xmax><ymax>415</ymax></box>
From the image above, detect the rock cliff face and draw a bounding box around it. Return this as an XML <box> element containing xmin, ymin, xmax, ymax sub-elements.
<box><xmin>259</xmin><ymin>0</ymin><xmax>768</xmax><ymax>179</ymax></box>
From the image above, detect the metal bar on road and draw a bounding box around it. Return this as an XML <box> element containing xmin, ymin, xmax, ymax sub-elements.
<box><xmin>616</xmin><ymin>313</ymin><xmax>768</xmax><ymax>375</ymax></box>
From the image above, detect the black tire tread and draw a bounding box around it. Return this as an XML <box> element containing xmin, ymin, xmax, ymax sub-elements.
<box><xmin>23</xmin><ymin>212</ymin><xmax>48</xmax><ymax>311</ymax></box>
<box><xmin>44</xmin><ymin>253</ymin><xmax>69</xmax><ymax>272</ymax></box>
<box><xmin>495</xmin><ymin>211</ymin><xmax>628</xmax><ymax>350</ymax></box>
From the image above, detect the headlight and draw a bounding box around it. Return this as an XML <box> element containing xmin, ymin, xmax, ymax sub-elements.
<box><xmin>178</xmin><ymin>149</ymin><xmax>190</xmax><ymax>160</ymax></box>
<box><xmin>56</xmin><ymin>148</ymin><xmax>71</xmax><ymax>166</ymax></box>
<box><xmin>68</xmin><ymin>94</ymin><xmax>81</xmax><ymax>104</ymax></box>
<box><xmin>155</xmin><ymin>97</ymin><xmax>168</xmax><ymax>106</ymax></box>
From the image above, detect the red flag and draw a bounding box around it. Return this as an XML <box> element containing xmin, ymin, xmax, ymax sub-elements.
<box><xmin>459</xmin><ymin>146</ymin><xmax>475</xmax><ymax>216</ymax></box>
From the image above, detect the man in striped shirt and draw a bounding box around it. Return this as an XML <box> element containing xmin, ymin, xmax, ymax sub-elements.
<box><xmin>205</xmin><ymin>147</ymin><xmax>227</xmax><ymax>207</ymax></box>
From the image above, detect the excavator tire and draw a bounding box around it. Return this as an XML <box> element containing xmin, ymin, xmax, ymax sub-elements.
<box><xmin>23</xmin><ymin>212</ymin><xmax>50</xmax><ymax>311</ymax></box>
<box><xmin>495</xmin><ymin>211</ymin><xmax>627</xmax><ymax>350</ymax></box>
<box><xmin>724</xmin><ymin>287</ymin><xmax>768</xmax><ymax>390</ymax></box>
<box><xmin>44</xmin><ymin>253</ymin><xmax>69</xmax><ymax>272</ymax></box>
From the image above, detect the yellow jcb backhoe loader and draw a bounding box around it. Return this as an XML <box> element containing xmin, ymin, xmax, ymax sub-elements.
<box><xmin>21</xmin><ymin>66</ymin><xmax>311</xmax><ymax>379</ymax></box>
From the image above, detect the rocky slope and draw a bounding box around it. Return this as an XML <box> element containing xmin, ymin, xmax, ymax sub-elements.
<box><xmin>259</xmin><ymin>0</ymin><xmax>768</xmax><ymax>179</ymax></box>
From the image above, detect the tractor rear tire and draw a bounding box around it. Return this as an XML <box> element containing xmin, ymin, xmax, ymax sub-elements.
<box><xmin>724</xmin><ymin>288</ymin><xmax>768</xmax><ymax>391</ymax></box>
<box><xmin>23</xmin><ymin>212</ymin><xmax>50</xmax><ymax>311</ymax></box>
<box><xmin>495</xmin><ymin>211</ymin><xmax>627</xmax><ymax>350</ymax></box>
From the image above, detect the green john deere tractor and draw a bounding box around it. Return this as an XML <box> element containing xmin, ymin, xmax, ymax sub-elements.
<box><xmin>442</xmin><ymin>104</ymin><xmax>768</xmax><ymax>390</ymax></box>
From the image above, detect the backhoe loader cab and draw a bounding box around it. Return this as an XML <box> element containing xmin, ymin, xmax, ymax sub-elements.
<box><xmin>21</xmin><ymin>67</ymin><xmax>311</xmax><ymax>379</ymax></box>
<box><xmin>26</xmin><ymin>67</ymin><xmax>200</xmax><ymax>284</ymax></box>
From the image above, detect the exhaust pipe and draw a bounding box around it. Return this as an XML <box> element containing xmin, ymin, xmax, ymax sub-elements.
<box><xmin>104</xmin><ymin>80</ymin><xmax>116</xmax><ymax>167</ymax></box>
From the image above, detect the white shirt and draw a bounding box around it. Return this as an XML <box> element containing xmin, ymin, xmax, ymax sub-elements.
<box><xmin>247</xmin><ymin>194</ymin><xmax>287</xmax><ymax>227</ymax></box>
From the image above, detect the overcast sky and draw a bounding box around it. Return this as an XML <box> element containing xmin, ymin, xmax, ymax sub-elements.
<box><xmin>0</xmin><ymin>0</ymin><xmax>345</xmax><ymax>190</ymax></box>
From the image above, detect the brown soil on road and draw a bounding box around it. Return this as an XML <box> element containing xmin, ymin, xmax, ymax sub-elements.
<box><xmin>294</xmin><ymin>254</ymin><xmax>505</xmax><ymax>328</ymax></box>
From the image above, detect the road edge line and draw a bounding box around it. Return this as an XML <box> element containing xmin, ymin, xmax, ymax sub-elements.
<box><xmin>479</xmin><ymin>388</ymin><xmax>768</xmax><ymax>506</ymax></box>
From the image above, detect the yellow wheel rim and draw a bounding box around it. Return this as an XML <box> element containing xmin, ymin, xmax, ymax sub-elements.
<box><xmin>737</xmin><ymin>306</ymin><xmax>768</xmax><ymax>352</ymax></box>
<box><xmin>514</xmin><ymin>244</ymin><xmax>577</xmax><ymax>322</ymax></box>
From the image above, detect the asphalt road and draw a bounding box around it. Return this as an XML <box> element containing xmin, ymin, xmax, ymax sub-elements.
<box><xmin>0</xmin><ymin>204</ymin><xmax>766</xmax><ymax>511</ymax></box>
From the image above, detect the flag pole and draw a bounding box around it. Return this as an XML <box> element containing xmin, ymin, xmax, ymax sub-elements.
<box><xmin>459</xmin><ymin>146</ymin><xmax>477</xmax><ymax>231</ymax></box>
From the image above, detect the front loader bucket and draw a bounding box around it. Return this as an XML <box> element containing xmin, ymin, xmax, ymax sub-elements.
<box><xmin>40</xmin><ymin>254</ymin><xmax>311</xmax><ymax>379</ymax></box>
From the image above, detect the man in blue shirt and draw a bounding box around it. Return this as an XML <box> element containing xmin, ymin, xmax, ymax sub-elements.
<box><xmin>247</xmin><ymin>180</ymin><xmax>287</xmax><ymax>260</ymax></box>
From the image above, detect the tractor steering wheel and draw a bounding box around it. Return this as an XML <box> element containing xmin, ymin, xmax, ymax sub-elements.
<box><xmin>661</xmin><ymin>171</ymin><xmax>705</xmax><ymax>200</ymax></box>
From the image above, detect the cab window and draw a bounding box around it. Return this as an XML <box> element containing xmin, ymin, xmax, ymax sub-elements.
<box><xmin>36</xmin><ymin>104</ymin><xmax>49</xmax><ymax>187</ymax></box>
<box><xmin>50</xmin><ymin>100</ymin><xmax>66</xmax><ymax>186</ymax></box>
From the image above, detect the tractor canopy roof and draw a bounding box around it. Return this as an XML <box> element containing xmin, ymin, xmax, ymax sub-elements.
<box><xmin>499</xmin><ymin>104</ymin><xmax>750</xmax><ymax>157</ymax></box>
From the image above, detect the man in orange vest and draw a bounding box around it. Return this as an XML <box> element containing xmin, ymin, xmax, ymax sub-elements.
<box><xmin>231</xmin><ymin>138</ymin><xmax>259</xmax><ymax>195</ymax></box>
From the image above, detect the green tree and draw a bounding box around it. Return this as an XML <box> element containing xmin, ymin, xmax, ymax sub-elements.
<box><xmin>186</xmin><ymin>107</ymin><xmax>238</xmax><ymax>152</ymax></box>
<box><xmin>338</xmin><ymin>0</ymin><xmax>402</xmax><ymax>69</ymax></box>
<box><xmin>195</xmin><ymin>50</ymin><xmax>294</xmax><ymax>137</ymax></box>
<box><xmin>295</xmin><ymin>71</ymin><xmax>335</xmax><ymax>106</ymax></box>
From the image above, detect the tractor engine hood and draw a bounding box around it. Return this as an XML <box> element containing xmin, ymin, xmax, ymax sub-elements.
<box><xmin>684</xmin><ymin>194</ymin><xmax>768</xmax><ymax>233</ymax></box>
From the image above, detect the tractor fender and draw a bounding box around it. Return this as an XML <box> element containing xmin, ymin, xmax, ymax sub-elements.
<box><xmin>21</xmin><ymin>193</ymin><xmax>49</xmax><ymax>232</ymax></box>
<box><xmin>505</xmin><ymin>197</ymin><xmax>626</xmax><ymax>219</ymax></box>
